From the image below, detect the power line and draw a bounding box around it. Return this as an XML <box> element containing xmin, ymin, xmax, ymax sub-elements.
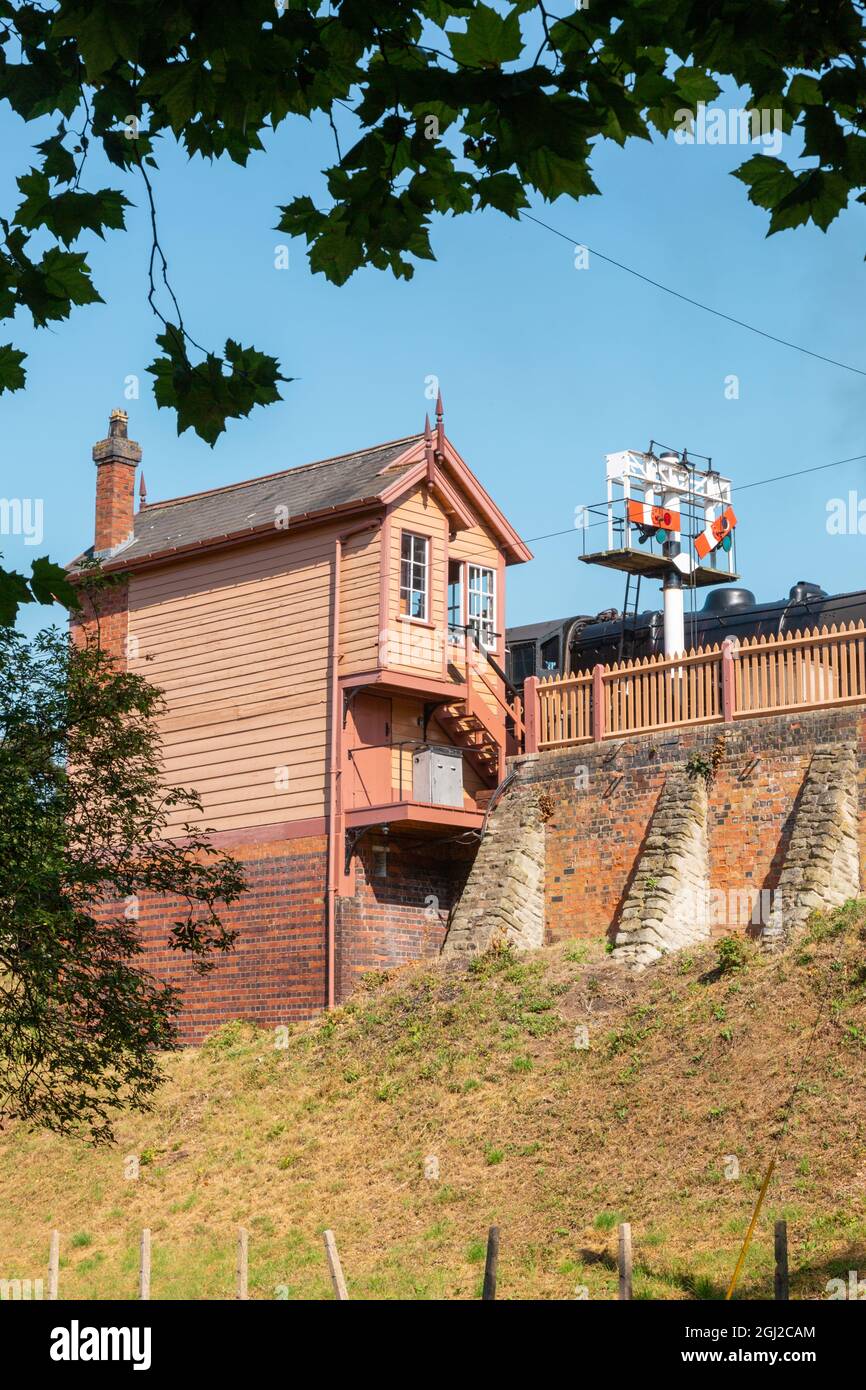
<box><xmin>525</xmin><ymin>451</ymin><xmax>866</xmax><ymax>544</ymax></box>
<box><xmin>738</xmin><ymin>452</ymin><xmax>866</xmax><ymax>492</ymax></box>
<box><xmin>520</xmin><ymin>210</ymin><xmax>866</xmax><ymax>381</ymax></box>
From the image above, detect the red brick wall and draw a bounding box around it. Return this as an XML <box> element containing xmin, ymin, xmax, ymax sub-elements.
<box><xmin>517</xmin><ymin>707</ymin><xmax>866</xmax><ymax>944</ymax></box>
<box><xmin>70</xmin><ymin>580</ymin><xmax>129</xmax><ymax>662</ymax></box>
<box><xmin>95</xmin><ymin>460</ymin><xmax>136</xmax><ymax>553</ymax></box>
<box><xmin>129</xmin><ymin>834</ymin><xmax>328</xmax><ymax>1044</ymax></box>
<box><xmin>123</xmin><ymin>832</ymin><xmax>473</xmax><ymax>1038</ymax></box>
<box><xmin>335</xmin><ymin>838</ymin><xmax>474</xmax><ymax>1000</ymax></box>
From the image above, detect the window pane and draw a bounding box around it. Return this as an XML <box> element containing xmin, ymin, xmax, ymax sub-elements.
<box><xmin>467</xmin><ymin>565</ymin><xmax>495</xmax><ymax>648</ymax></box>
<box><xmin>399</xmin><ymin>531</ymin><xmax>428</xmax><ymax>622</ymax></box>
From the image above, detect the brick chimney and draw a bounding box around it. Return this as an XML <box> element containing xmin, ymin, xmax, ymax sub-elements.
<box><xmin>93</xmin><ymin>408</ymin><xmax>142</xmax><ymax>554</ymax></box>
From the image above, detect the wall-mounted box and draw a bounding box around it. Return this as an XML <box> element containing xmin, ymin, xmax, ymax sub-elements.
<box><xmin>413</xmin><ymin>744</ymin><xmax>464</xmax><ymax>808</ymax></box>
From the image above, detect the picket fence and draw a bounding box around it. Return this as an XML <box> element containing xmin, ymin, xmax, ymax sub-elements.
<box><xmin>523</xmin><ymin>621</ymin><xmax>866</xmax><ymax>751</ymax></box>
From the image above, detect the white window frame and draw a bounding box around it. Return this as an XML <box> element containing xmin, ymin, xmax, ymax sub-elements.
<box><xmin>467</xmin><ymin>563</ymin><xmax>496</xmax><ymax>651</ymax></box>
<box><xmin>399</xmin><ymin>530</ymin><xmax>429</xmax><ymax>621</ymax></box>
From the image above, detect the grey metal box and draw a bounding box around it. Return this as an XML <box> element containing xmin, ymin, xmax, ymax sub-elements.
<box><xmin>413</xmin><ymin>744</ymin><xmax>464</xmax><ymax>808</ymax></box>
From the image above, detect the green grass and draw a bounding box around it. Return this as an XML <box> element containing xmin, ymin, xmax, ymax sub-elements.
<box><xmin>1</xmin><ymin>913</ymin><xmax>865</xmax><ymax>1299</ymax></box>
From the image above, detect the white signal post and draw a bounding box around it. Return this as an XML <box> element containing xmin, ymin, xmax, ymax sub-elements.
<box><xmin>662</xmin><ymin>567</ymin><xmax>685</xmax><ymax>657</ymax></box>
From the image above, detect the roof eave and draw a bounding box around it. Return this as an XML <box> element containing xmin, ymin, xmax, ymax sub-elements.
<box><xmin>67</xmin><ymin>495</ymin><xmax>386</xmax><ymax>578</ymax></box>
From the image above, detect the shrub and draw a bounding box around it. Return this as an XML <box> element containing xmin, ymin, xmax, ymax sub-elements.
<box><xmin>716</xmin><ymin>935</ymin><xmax>748</xmax><ymax>975</ymax></box>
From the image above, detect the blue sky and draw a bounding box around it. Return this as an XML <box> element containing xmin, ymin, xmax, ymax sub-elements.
<box><xmin>1</xmin><ymin>81</ymin><xmax>864</xmax><ymax>640</ymax></box>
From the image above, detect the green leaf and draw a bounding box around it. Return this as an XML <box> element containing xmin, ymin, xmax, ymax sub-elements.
<box><xmin>51</xmin><ymin>3</ymin><xmax>143</xmax><ymax>80</ymax></box>
<box><xmin>0</xmin><ymin>343</ymin><xmax>26</xmax><ymax>393</ymax></box>
<box><xmin>149</xmin><ymin>62</ymin><xmax>208</xmax><ymax>133</ymax></box>
<box><xmin>733</xmin><ymin>155</ymin><xmax>797</xmax><ymax>212</ymax></box>
<box><xmin>38</xmin><ymin>247</ymin><xmax>102</xmax><ymax>308</ymax></box>
<box><xmin>35</xmin><ymin>131</ymin><xmax>77</xmax><ymax>184</ymax></box>
<box><xmin>147</xmin><ymin>328</ymin><xmax>291</xmax><ymax>446</ymax></box>
<box><xmin>524</xmin><ymin>146</ymin><xmax>599</xmax><ymax>202</ymax></box>
<box><xmin>308</xmin><ymin>221</ymin><xmax>371</xmax><ymax>286</ymax></box>
<box><xmin>448</xmin><ymin>3</ymin><xmax>522</xmax><ymax>68</ymax></box>
<box><xmin>786</xmin><ymin>74</ymin><xmax>823</xmax><ymax>108</ymax></box>
<box><xmin>768</xmin><ymin>169</ymin><xmax>850</xmax><ymax>234</ymax></box>
<box><xmin>735</xmin><ymin>155</ymin><xmax>849</xmax><ymax>234</ymax></box>
<box><xmin>16</xmin><ymin>172</ymin><xmax>130</xmax><ymax>244</ymax></box>
<box><xmin>29</xmin><ymin>556</ymin><xmax>80</xmax><ymax>612</ymax></box>
<box><xmin>276</xmin><ymin>195</ymin><xmax>324</xmax><ymax>240</ymax></box>
<box><xmin>475</xmin><ymin>172</ymin><xmax>528</xmax><ymax>216</ymax></box>
<box><xmin>800</xmin><ymin>106</ymin><xmax>846</xmax><ymax>166</ymax></box>
<box><xmin>0</xmin><ymin>566</ymin><xmax>32</xmax><ymax>626</ymax></box>
<box><xmin>673</xmin><ymin>66</ymin><xmax>721</xmax><ymax>107</ymax></box>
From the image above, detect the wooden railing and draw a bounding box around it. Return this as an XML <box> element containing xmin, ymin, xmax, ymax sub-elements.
<box><xmin>524</xmin><ymin>621</ymin><xmax>866</xmax><ymax>751</ymax></box>
<box><xmin>536</xmin><ymin>670</ymin><xmax>592</xmax><ymax>748</ymax></box>
<box><xmin>460</xmin><ymin>624</ymin><xmax>525</xmax><ymax>743</ymax></box>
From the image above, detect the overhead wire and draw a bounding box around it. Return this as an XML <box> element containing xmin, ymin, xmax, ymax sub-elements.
<box><xmin>520</xmin><ymin>209</ymin><xmax>866</xmax><ymax>380</ymax></box>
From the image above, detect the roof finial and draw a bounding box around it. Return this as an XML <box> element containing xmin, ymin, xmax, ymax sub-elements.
<box><xmin>424</xmin><ymin>412</ymin><xmax>435</xmax><ymax>482</ymax></box>
<box><xmin>138</xmin><ymin>471</ymin><xmax>148</xmax><ymax>510</ymax></box>
<box><xmin>435</xmin><ymin>388</ymin><xmax>444</xmax><ymax>457</ymax></box>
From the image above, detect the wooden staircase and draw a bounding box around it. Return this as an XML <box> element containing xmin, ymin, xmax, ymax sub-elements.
<box><xmin>436</xmin><ymin>630</ymin><xmax>525</xmax><ymax>789</ymax></box>
<box><xmin>436</xmin><ymin>689</ymin><xmax>501</xmax><ymax>785</ymax></box>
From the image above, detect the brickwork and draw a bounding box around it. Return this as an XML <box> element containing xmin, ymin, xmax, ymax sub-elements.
<box><xmin>94</xmin><ymin>460</ymin><xmax>137</xmax><ymax>554</ymax></box>
<box><xmin>100</xmin><ymin>830</ymin><xmax>476</xmax><ymax>1041</ymax></box>
<box><xmin>516</xmin><ymin>707</ymin><xmax>866</xmax><ymax>946</ymax></box>
<box><xmin>124</xmin><ymin>834</ymin><xmax>328</xmax><ymax>1044</ymax></box>
<box><xmin>70</xmin><ymin>580</ymin><xmax>130</xmax><ymax>662</ymax></box>
<box><xmin>335</xmin><ymin>837</ymin><xmax>474</xmax><ymax>999</ymax></box>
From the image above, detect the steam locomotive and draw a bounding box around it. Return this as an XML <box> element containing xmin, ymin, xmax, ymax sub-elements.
<box><xmin>505</xmin><ymin>581</ymin><xmax>866</xmax><ymax>689</ymax></box>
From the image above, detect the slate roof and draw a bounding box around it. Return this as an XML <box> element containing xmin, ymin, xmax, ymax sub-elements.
<box><xmin>81</xmin><ymin>434</ymin><xmax>422</xmax><ymax>568</ymax></box>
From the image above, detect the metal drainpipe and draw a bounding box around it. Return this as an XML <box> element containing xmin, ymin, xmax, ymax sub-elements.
<box><xmin>327</xmin><ymin>518</ymin><xmax>383</xmax><ymax>1009</ymax></box>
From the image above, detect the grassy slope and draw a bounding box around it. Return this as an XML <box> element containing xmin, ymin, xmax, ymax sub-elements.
<box><xmin>1</xmin><ymin>904</ymin><xmax>865</xmax><ymax>1301</ymax></box>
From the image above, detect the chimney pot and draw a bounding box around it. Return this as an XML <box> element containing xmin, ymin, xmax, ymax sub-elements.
<box><xmin>109</xmin><ymin>407</ymin><xmax>129</xmax><ymax>439</ymax></box>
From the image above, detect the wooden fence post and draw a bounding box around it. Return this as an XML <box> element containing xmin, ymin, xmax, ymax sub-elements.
<box><xmin>47</xmin><ymin>1230</ymin><xmax>60</xmax><ymax>1301</ymax></box>
<box><xmin>237</xmin><ymin>1227</ymin><xmax>249</xmax><ymax>1300</ymax></box>
<box><xmin>523</xmin><ymin>676</ymin><xmax>540</xmax><ymax>754</ymax></box>
<box><xmin>774</xmin><ymin>1220</ymin><xmax>789</xmax><ymax>1301</ymax></box>
<box><xmin>139</xmin><ymin>1228</ymin><xmax>151</xmax><ymax>1301</ymax></box>
<box><xmin>618</xmin><ymin>1222</ymin><xmax>633</xmax><ymax>1300</ymax></box>
<box><xmin>722</xmin><ymin>639</ymin><xmax>736</xmax><ymax>722</ymax></box>
<box><xmin>323</xmin><ymin>1230</ymin><xmax>349</xmax><ymax>1300</ymax></box>
<box><xmin>592</xmin><ymin>664</ymin><xmax>605</xmax><ymax>742</ymax></box>
<box><xmin>482</xmin><ymin>1226</ymin><xmax>500</xmax><ymax>1300</ymax></box>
